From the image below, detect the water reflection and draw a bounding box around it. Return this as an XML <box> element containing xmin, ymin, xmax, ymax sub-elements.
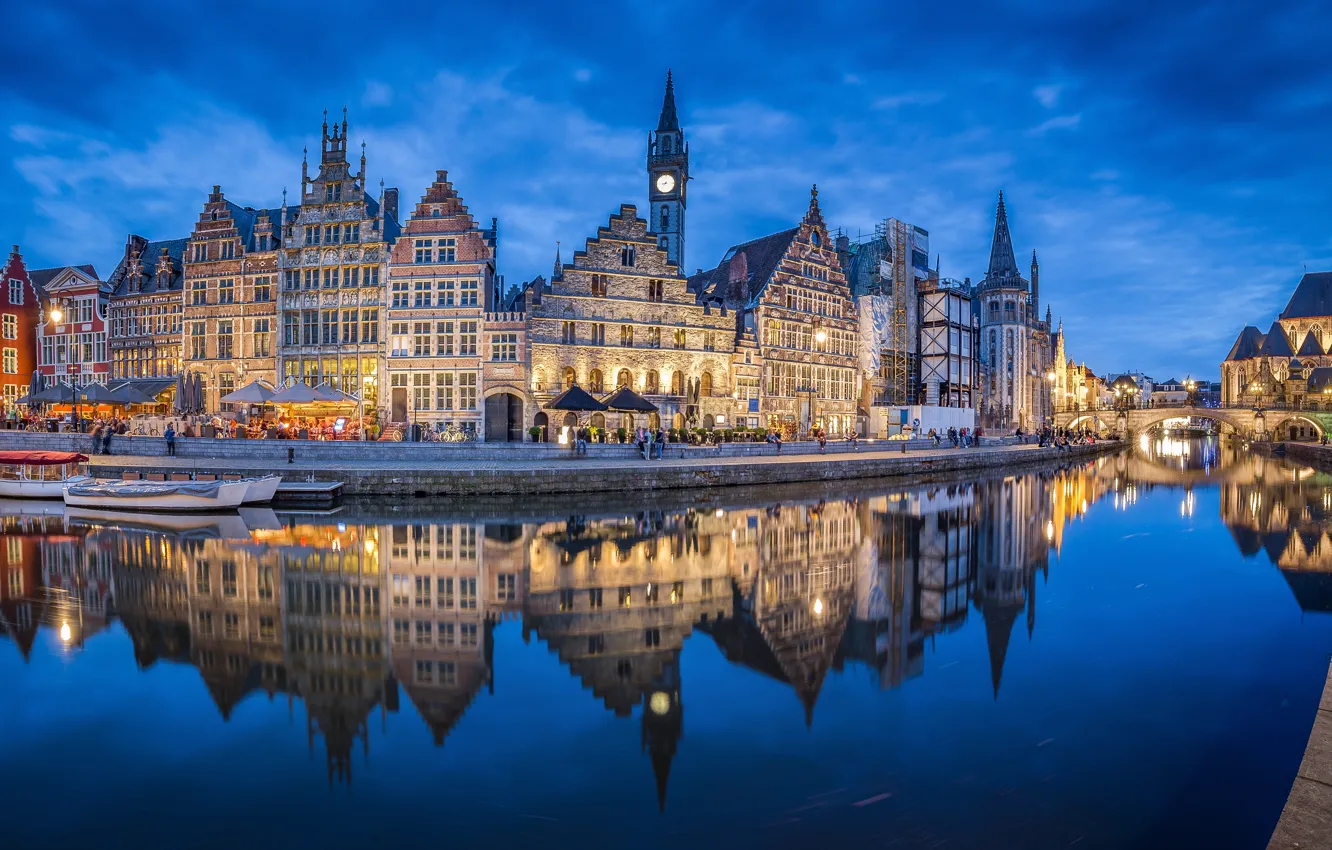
<box><xmin>0</xmin><ymin>462</ymin><xmax>1119</xmax><ymax>798</ymax></box>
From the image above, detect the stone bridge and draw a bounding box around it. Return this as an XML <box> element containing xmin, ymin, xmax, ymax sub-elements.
<box><xmin>1052</xmin><ymin>406</ymin><xmax>1332</xmax><ymax>440</ymax></box>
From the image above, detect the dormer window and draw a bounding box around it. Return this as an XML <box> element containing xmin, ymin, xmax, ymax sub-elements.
<box><xmin>325</xmin><ymin>183</ymin><xmax>342</xmax><ymax>202</ymax></box>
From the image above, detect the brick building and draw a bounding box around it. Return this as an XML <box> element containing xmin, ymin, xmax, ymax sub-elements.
<box><xmin>277</xmin><ymin>110</ymin><xmax>399</xmax><ymax>414</ymax></box>
<box><xmin>1</xmin><ymin>246</ymin><xmax>45</xmax><ymax>413</ymax></box>
<box><xmin>691</xmin><ymin>187</ymin><xmax>861</xmax><ymax>435</ymax></box>
<box><xmin>106</xmin><ymin>234</ymin><xmax>186</xmax><ymax>399</ymax></box>
<box><xmin>34</xmin><ymin>264</ymin><xmax>110</xmax><ymax>389</ymax></box>
<box><xmin>384</xmin><ymin>171</ymin><xmax>498</xmax><ymax>435</ymax></box>
<box><xmin>181</xmin><ymin>186</ymin><xmax>289</xmax><ymax>412</ymax></box>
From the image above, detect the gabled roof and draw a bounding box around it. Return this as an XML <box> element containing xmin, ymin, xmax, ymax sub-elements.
<box><xmin>1280</xmin><ymin>272</ymin><xmax>1332</xmax><ymax>320</ymax></box>
<box><xmin>689</xmin><ymin>228</ymin><xmax>799</xmax><ymax>307</ymax></box>
<box><xmin>1257</xmin><ymin>321</ymin><xmax>1295</xmax><ymax>358</ymax></box>
<box><xmin>108</xmin><ymin>237</ymin><xmax>188</xmax><ymax>297</ymax></box>
<box><xmin>1225</xmin><ymin>326</ymin><xmax>1265</xmax><ymax>361</ymax></box>
<box><xmin>1297</xmin><ymin>331</ymin><xmax>1326</xmax><ymax>357</ymax></box>
<box><xmin>1308</xmin><ymin>367</ymin><xmax>1332</xmax><ymax>392</ymax></box>
<box><xmin>28</xmin><ymin>265</ymin><xmax>98</xmax><ymax>297</ymax></box>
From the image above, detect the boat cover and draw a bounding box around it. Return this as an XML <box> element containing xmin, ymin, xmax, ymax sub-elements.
<box><xmin>67</xmin><ymin>480</ymin><xmax>224</xmax><ymax>498</ymax></box>
<box><xmin>0</xmin><ymin>451</ymin><xmax>88</xmax><ymax>466</ymax></box>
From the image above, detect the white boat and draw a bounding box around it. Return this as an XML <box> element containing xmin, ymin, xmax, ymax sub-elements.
<box><xmin>0</xmin><ymin>450</ymin><xmax>92</xmax><ymax>499</ymax></box>
<box><xmin>65</xmin><ymin>507</ymin><xmax>256</xmax><ymax>539</ymax></box>
<box><xmin>239</xmin><ymin>475</ymin><xmax>282</xmax><ymax>504</ymax></box>
<box><xmin>62</xmin><ymin>478</ymin><xmax>250</xmax><ymax>511</ymax></box>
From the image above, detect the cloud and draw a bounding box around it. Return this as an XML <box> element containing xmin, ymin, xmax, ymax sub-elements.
<box><xmin>1033</xmin><ymin>84</ymin><xmax>1062</xmax><ymax>109</ymax></box>
<box><xmin>361</xmin><ymin>81</ymin><xmax>393</xmax><ymax>107</ymax></box>
<box><xmin>1028</xmin><ymin>114</ymin><xmax>1082</xmax><ymax>136</ymax></box>
<box><xmin>871</xmin><ymin>91</ymin><xmax>944</xmax><ymax>110</ymax></box>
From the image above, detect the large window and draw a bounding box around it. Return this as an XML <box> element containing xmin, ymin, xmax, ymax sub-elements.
<box><xmin>218</xmin><ymin>278</ymin><xmax>235</xmax><ymax>304</ymax></box>
<box><xmin>189</xmin><ymin>322</ymin><xmax>207</xmax><ymax>360</ymax></box>
<box><xmin>8</xmin><ymin>279</ymin><xmax>24</xmax><ymax>305</ymax></box>
<box><xmin>1</xmin><ymin>314</ymin><xmax>15</xmax><ymax>340</ymax></box>
<box><xmin>253</xmin><ymin>318</ymin><xmax>270</xmax><ymax>358</ymax></box>
<box><xmin>459</xmin><ymin>373</ymin><xmax>477</xmax><ymax>410</ymax></box>
<box><xmin>1</xmin><ymin>348</ymin><xmax>15</xmax><ymax>374</ymax></box>
<box><xmin>217</xmin><ymin>321</ymin><xmax>233</xmax><ymax>359</ymax></box>
<box><xmin>459</xmin><ymin>279</ymin><xmax>478</xmax><ymax>306</ymax></box>
<box><xmin>458</xmin><ymin>321</ymin><xmax>477</xmax><ymax>355</ymax></box>
<box><xmin>491</xmin><ymin>333</ymin><xmax>517</xmax><ymax>361</ymax></box>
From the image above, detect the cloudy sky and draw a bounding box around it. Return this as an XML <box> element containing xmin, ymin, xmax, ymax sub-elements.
<box><xmin>3</xmin><ymin>0</ymin><xmax>1328</xmax><ymax>379</ymax></box>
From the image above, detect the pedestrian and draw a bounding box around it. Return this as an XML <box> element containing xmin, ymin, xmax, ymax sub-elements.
<box><xmin>164</xmin><ymin>424</ymin><xmax>177</xmax><ymax>457</ymax></box>
<box><xmin>102</xmin><ymin>424</ymin><xmax>113</xmax><ymax>456</ymax></box>
<box><xmin>848</xmin><ymin>429</ymin><xmax>858</xmax><ymax>449</ymax></box>
<box><xmin>818</xmin><ymin>428</ymin><xmax>827</xmax><ymax>452</ymax></box>
<box><xmin>89</xmin><ymin>421</ymin><xmax>104</xmax><ymax>455</ymax></box>
<box><xmin>655</xmin><ymin>427</ymin><xmax>666</xmax><ymax>459</ymax></box>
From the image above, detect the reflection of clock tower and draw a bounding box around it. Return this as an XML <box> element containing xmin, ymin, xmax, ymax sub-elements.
<box><xmin>648</xmin><ymin>70</ymin><xmax>688</xmax><ymax>270</ymax></box>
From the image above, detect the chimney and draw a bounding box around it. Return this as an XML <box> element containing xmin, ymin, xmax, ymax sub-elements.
<box><xmin>727</xmin><ymin>251</ymin><xmax>748</xmax><ymax>302</ymax></box>
<box><xmin>383</xmin><ymin>188</ymin><xmax>399</xmax><ymax>222</ymax></box>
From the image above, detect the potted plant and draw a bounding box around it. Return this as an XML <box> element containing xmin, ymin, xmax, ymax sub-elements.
<box><xmin>528</xmin><ymin>425</ymin><xmax>543</xmax><ymax>442</ymax></box>
<box><xmin>616</xmin><ymin>426</ymin><xmax>627</xmax><ymax>444</ymax></box>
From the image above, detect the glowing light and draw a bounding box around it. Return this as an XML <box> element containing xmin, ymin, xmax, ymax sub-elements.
<box><xmin>363</xmin><ymin>539</ymin><xmax>376</xmax><ymax>555</ymax></box>
<box><xmin>649</xmin><ymin>691</ymin><xmax>671</xmax><ymax>716</ymax></box>
<box><xmin>1045</xmin><ymin>520</ymin><xmax>1054</xmax><ymax>541</ymax></box>
<box><xmin>813</xmin><ymin>598</ymin><xmax>825</xmax><ymax>616</ymax></box>
<box><xmin>714</xmin><ymin>509</ymin><xmax>725</xmax><ymax>518</ymax></box>
<box><xmin>814</xmin><ymin>329</ymin><xmax>828</xmax><ymax>344</ymax></box>
<box><xmin>49</xmin><ymin>307</ymin><xmax>63</xmax><ymax>324</ymax></box>
<box><xmin>59</xmin><ymin>622</ymin><xmax>71</xmax><ymax>642</ymax></box>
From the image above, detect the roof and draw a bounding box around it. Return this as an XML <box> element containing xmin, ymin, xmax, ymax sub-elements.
<box><xmin>657</xmin><ymin>70</ymin><xmax>679</xmax><ymax>133</ymax></box>
<box><xmin>107</xmin><ymin>237</ymin><xmax>188</xmax><ymax>297</ymax></box>
<box><xmin>1257</xmin><ymin>321</ymin><xmax>1294</xmax><ymax>358</ymax></box>
<box><xmin>689</xmin><ymin>228</ymin><xmax>799</xmax><ymax>308</ymax></box>
<box><xmin>1307</xmin><ymin>367</ymin><xmax>1332</xmax><ymax>392</ymax></box>
<box><xmin>28</xmin><ymin>264</ymin><xmax>98</xmax><ymax>297</ymax></box>
<box><xmin>982</xmin><ymin>191</ymin><xmax>1024</xmax><ymax>289</ymax></box>
<box><xmin>1280</xmin><ymin>272</ymin><xmax>1332</xmax><ymax>320</ymax></box>
<box><xmin>1225</xmin><ymin>326</ymin><xmax>1265</xmax><ymax>361</ymax></box>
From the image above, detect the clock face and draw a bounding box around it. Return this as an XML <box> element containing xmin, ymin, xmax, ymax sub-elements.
<box><xmin>656</xmin><ymin>173</ymin><xmax>676</xmax><ymax>194</ymax></box>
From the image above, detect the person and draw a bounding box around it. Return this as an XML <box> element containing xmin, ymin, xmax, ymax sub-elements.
<box><xmin>164</xmin><ymin>423</ymin><xmax>177</xmax><ymax>457</ymax></box>
<box><xmin>102</xmin><ymin>423</ymin><xmax>114</xmax><ymax>456</ymax></box>
<box><xmin>929</xmin><ymin>428</ymin><xmax>940</xmax><ymax>448</ymax></box>
<box><xmin>848</xmin><ymin>428</ymin><xmax>858</xmax><ymax>449</ymax></box>
<box><xmin>89</xmin><ymin>421</ymin><xmax>104</xmax><ymax>455</ymax></box>
<box><xmin>654</xmin><ymin>426</ymin><xmax>666</xmax><ymax>459</ymax></box>
<box><xmin>817</xmin><ymin>428</ymin><xmax>827</xmax><ymax>452</ymax></box>
<box><xmin>183</xmin><ymin>421</ymin><xmax>196</xmax><ymax>438</ymax></box>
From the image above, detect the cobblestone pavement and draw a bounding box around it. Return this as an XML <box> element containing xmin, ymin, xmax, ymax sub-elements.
<box><xmin>83</xmin><ymin>441</ymin><xmax>1056</xmax><ymax>472</ymax></box>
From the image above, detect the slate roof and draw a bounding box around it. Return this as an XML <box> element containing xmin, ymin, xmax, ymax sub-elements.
<box><xmin>1257</xmin><ymin>321</ymin><xmax>1295</xmax><ymax>358</ymax></box>
<box><xmin>1297</xmin><ymin>331</ymin><xmax>1326</xmax><ymax>357</ymax></box>
<box><xmin>982</xmin><ymin>190</ymin><xmax>1024</xmax><ymax>289</ymax></box>
<box><xmin>1280</xmin><ymin>272</ymin><xmax>1332</xmax><ymax>320</ymax></box>
<box><xmin>28</xmin><ymin>264</ymin><xmax>98</xmax><ymax>297</ymax></box>
<box><xmin>107</xmin><ymin>237</ymin><xmax>188</xmax><ymax>297</ymax></box>
<box><xmin>1225</xmin><ymin>326</ymin><xmax>1265</xmax><ymax>361</ymax></box>
<box><xmin>689</xmin><ymin>228</ymin><xmax>799</xmax><ymax>309</ymax></box>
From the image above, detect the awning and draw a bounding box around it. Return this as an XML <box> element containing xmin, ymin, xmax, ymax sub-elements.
<box><xmin>0</xmin><ymin>451</ymin><xmax>89</xmax><ymax>466</ymax></box>
<box><xmin>110</xmin><ymin>379</ymin><xmax>176</xmax><ymax>399</ymax></box>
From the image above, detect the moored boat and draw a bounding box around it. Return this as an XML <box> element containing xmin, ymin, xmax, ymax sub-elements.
<box><xmin>0</xmin><ymin>451</ymin><xmax>92</xmax><ymax>499</ymax></box>
<box><xmin>62</xmin><ymin>478</ymin><xmax>250</xmax><ymax>511</ymax></box>
<box><xmin>239</xmin><ymin>475</ymin><xmax>282</xmax><ymax>504</ymax></box>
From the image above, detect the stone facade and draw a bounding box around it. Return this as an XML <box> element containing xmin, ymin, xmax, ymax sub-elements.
<box><xmin>34</xmin><ymin>264</ymin><xmax>110</xmax><ymax>388</ymax></box>
<box><xmin>180</xmin><ymin>186</ymin><xmax>287</xmax><ymax>412</ymax></box>
<box><xmin>107</xmin><ymin>235</ymin><xmax>186</xmax><ymax>395</ymax></box>
<box><xmin>975</xmin><ymin>193</ymin><xmax>1054</xmax><ymax>430</ymax></box>
<box><xmin>1220</xmin><ymin>272</ymin><xmax>1332</xmax><ymax>410</ymax></box>
<box><xmin>525</xmin><ymin>204</ymin><xmax>735</xmax><ymax>437</ymax></box>
<box><xmin>384</xmin><ymin>171</ymin><xmax>497</xmax><ymax>434</ymax></box>
<box><xmin>277</xmin><ymin>111</ymin><xmax>399</xmax><ymax>414</ymax></box>
<box><xmin>692</xmin><ymin>187</ymin><xmax>861</xmax><ymax>435</ymax></box>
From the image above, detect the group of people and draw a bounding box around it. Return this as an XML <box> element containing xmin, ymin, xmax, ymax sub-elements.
<box><xmin>88</xmin><ymin>417</ymin><xmax>130</xmax><ymax>455</ymax></box>
<box><xmin>925</xmin><ymin>426</ymin><xmax>980</xmax><ymax>448</ymax></box>
<box><xmin>1036</xmin><ymin>426</ymin><xmax>1099</xmax><ymax>450</ymax></box>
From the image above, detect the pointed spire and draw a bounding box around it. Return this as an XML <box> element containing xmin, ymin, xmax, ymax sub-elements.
<box><xmin>982</xmin><ymin>598</ymin><xmax>1021</xmax><ymax>700</ymax></box>
<box><xmin>804</xmin><ymin>184</ymin><xmax>826</xmax><ymax>229</ymax></box>
<box><xmin>986</xmin><ymin>190</ymin><xmax>1020</xmax><ymax>285</ymax></box>
<box><xmin>657</xmin><ymin>69</ymin><xmax>680</xmax><ymax>132</ymax></box>
<box><xmin>342</xmin><ymin>105</ymin><xmax>348</xmax><ymax>137</ymax></box>
<box><xmin>322</xmin><ymin>108</ymin><xmax>328</xmax><ymax>138</ymax></box>
<box><xmin>552</xmin><ymin>242</ymin><xmax>563</xmax><ymax>281</ymax></box>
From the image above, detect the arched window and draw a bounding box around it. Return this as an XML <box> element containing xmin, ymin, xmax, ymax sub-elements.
<box><xmin>670</xmin><ymin>371</ymin><xmax>684</xmax><ymax>395</ymax></box>
<box><xmin>645</xmin><ymin>370</ymin><xmax>660</xmax><ymax>394</ymax></box>
<box><xmin>660</xmin><ymin>207</ymin><xmax>669</xmax><ymax>230</ymax></box>
<box><xmin>1290</xmin><ymin>327</ymin><xmax>1299</xmax><ymax>348</ymax></box>
<box><xmin>562</xmin><ymin>367</ymin><xmax>576</xmax><ymax>390</ymax></box>
<box><xmin>1314</xmin><ymin>325</ymin><xmax>1324</xmax><ymax>349</ymax></box>
<box><xmin>620</xmin><ymin>245</ymin><xmax>636</xmax><ymax>267</ymax></box>
<box><xmin>699</xmin><ymin>371</ymin><xmax>713</xmax><ymax>397</ymax></box>
<box><xmin>589</xmin><ymin>369</ymin><xmax>604</xmax><ymax>393</ymax></box>
<box><xmin>661</xmin><ymin>136</ymin><xmax>672</xmax><ymax>153</ymax></box>
<box><xmin>617</xmin><ymin>369</ymin><xmax>632</xmax><ymax>389</ymax></box>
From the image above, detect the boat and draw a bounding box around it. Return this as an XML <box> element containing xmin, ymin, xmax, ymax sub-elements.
<box><xmin>62</xmin><ymin>478</ymin><xmax>250</xmax><ymax>512</ymax></box>
<box><xmin>0</xmin><ymin>451</ymin><xmax>92</xmax><ymax>499</ymax></box>
<box><xmin>238</xmin><ymin>475</ymin><xmax>282</xmax><ymax>504</ymax></box>
<box><xmin>64</xmin><ymin>507</ymin><xmax>256</xmax><ymax>538</ymax></box>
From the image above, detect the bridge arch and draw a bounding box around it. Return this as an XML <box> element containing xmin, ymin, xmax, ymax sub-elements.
<box><xmin>1270</xmin><ymin>414</ymin><xmax>1324</xmax><ymax>442</ymax></box>
<box><xmin>1065</xmin><ymin>413</ymin><xmax>1114</xmax><ymax>432</ymax></box>
<box><xmin>1128</xmin><ymin>407</ymin><xmax>1251</xmax><ymax>434</ymax></box>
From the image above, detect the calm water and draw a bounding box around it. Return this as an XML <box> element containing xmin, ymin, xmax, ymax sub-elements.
<box><xmin>2</xmin><ymin>439</ymin><xmax>1331</xmax><ymax>849</ymax></box>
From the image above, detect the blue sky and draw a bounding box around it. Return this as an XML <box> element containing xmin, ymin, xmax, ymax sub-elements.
<box><xmin>2</xmin><ymin>0</ymin><xmax>1328</xmax><ymax>379</ymax></box>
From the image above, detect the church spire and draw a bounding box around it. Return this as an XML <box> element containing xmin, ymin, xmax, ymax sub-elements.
<box><xmin>657</xmin><ymin>69</ymin><xmax>679</xmax><ymax>132</ymax></box>
<box><xmin>986</xmin><ymin>190</ymin><xmax>1020</xmax><ymax>285</ymax></box>
<box><xmin>552</xmin><ymin>241</ymin><xmax>563</xmax><ymax>282</ymax></box>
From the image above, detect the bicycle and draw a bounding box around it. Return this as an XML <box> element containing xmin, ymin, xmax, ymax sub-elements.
<box><xmin>380</xmin><ymin>425</ymin><xmax>405</xmax><ymax>442</ymax></box>
<box><xmin>441</xmin><ymin>424</ymin><xmax>474</xmax><ymax>443</ymax></box>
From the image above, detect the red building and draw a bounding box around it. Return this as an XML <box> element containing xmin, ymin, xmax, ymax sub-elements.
<box><xmin>32</xmin><ymin>263</ymin><xmax>109</xmax><ymax>388</ymax></box>
<box><xmin>1</xmin><ymin>246</ymin><xmax>44</xmax><ymax>413</ymax></box>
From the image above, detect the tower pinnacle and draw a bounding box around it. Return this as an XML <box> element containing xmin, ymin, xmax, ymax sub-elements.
<box><xmin>986</xmin><ymin>190</ymin><xmax>1020</xmax><ymax>285</ymax></box>
<box><xmin>657</xmin><ymin>69</ymin><xmax>679</xmax><ymax>132</ymax></box>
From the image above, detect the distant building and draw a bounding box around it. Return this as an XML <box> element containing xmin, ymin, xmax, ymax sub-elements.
<box><xmin>1220</xmin><ymin>271</ymin><xmax>1332</xmax><ymax>410</ymax></box>
<box><xmin>974</xmin><ymin>193</ymin><xmax>1054</xmax><ymax>429</ymax></box>
<box><xmin>106</xmin><ymin>234</ymin><xmax>186</xmax><ymax>402</ymax></box>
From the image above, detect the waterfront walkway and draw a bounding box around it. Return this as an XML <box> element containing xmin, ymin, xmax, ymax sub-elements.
<box><xmin>1269</xmin><ymin>660</ymin><xmax>1332</xmax><ymax>848</ymax></box>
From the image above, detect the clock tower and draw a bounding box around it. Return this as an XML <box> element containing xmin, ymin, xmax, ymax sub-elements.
<box><xmin>648</xmin><ymin>70</ymin><xmax>687</xmax><ymax>270</ymax></box>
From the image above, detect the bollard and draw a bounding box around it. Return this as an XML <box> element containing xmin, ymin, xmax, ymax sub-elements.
<box><xmin>287</xmin><ymin>447</ymin><xmax>295</xmax><ymax>464</ymax></box>
<box><xmin>901</xmin><ymin>439</ymin><xmax>907</xmax><ymax>454</ymax></box>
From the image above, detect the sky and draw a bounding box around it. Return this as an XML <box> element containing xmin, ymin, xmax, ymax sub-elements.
<box><xmin>2</xmin><ymin>0</ymin><xmax>1329</xmax><ymax>380</ymax></box>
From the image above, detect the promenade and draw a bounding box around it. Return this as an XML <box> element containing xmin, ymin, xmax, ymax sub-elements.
<box><xmin>0</xmin><ymin>430</ymin><xmax>1119</xmax><ymax>496</ymax></box>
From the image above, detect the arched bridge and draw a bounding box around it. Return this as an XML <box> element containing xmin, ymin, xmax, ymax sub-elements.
<box><xmin>1052</xmin><ymin>406</ymin><xmax>1331</xmax><ymax>440</ymax></box>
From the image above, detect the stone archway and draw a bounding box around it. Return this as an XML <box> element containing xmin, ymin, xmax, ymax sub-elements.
<box><xmin>532</xmin><ymin>411</ymin><xmax>549</xmax><ymax>442</ymax></box>
<box><xmin>1272</xmin><ymin>414</ymin><xmax>1325</xmax><ymax>442</ymax></box>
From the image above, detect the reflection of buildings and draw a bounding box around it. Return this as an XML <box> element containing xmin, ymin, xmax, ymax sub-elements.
<box><xmin>6</xmin><ymin>462</ymin><xmax>1118</xmax><ymax>807</ymax></box>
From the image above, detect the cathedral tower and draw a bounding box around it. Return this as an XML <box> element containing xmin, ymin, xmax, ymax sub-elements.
<box><xmin>647</xmin><ymin>71</ymin><xmax>688</xmax><ymax>270</ymax></box>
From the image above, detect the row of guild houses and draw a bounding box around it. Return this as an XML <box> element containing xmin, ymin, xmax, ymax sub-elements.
<box><xmin>2</xmin><ymin>74</ymin><xmax>1069</xmax><ymax>439</ymax></box>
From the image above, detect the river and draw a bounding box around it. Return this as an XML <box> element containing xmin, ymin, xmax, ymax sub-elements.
<box><xmin>1</xmin><ymin>437</ymin><xmax>1328</xmax><ymax>849</ymax></box>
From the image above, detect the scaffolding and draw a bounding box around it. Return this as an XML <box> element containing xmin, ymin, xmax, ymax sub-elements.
<box><xmin>878</xmin><ymin>219</ymin><xmax>912</xmax><ymax>405</ymax></box>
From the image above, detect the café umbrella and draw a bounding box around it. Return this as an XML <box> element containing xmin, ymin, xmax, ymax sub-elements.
<box><xmin>600</xmin><ymin>386</ymin><xmax>658</xmax><ymax>413</ymax></box>
<box><xmin>220</xmin><ymin>380</ymin><xmax>276</xmax><ymax>405</ymax></box>
<box><xmin>192</xmin><ymin>372</ymin><xmax>204</xmax><ymax>414</ymax></box>
<box><xmin>544</xmin><ymin>383</ymin><xmax>607</xmax><ymax>443</ymax></box>
<box><xmin>268</xmin><ymin>382</ymin><xmax>323</xmax><ymax>405</ymax></box>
